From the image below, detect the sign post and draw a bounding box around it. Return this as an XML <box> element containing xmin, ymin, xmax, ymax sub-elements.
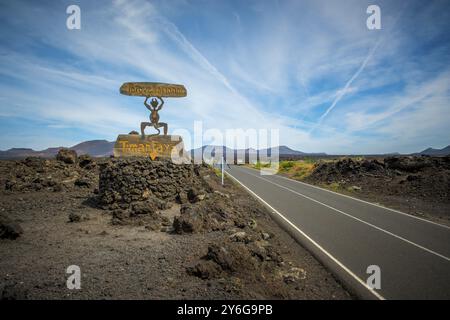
<box><xmin>114</xmin><ymin>82</ymin><xmax>188</xmax><ymax>160</ymax></box>
<box><xmin>221</xmin><ymin>156</ymin><xmax>224</xmax><ymax>185</ymax></box>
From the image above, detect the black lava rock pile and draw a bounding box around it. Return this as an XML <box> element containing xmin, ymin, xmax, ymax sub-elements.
<box><xmin>306</xmin><ymin>156</ymin><xmax>450</xmax><ymax>202</ymax></box>
<box><xmin>98</xmin><ymin>158</ymin><xmax>210</xmax><ymax>209</ymax></box>
<box><xmin>0</xmin><ymin>150</ymin><xmax>98</xmax><ymax>193</ymax></box>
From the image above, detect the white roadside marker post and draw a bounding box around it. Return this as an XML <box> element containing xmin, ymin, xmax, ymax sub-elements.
<box><xmin>221</xmin><ymin>156</ymin><xmax>224</xmax><ymax>185</ymax></box>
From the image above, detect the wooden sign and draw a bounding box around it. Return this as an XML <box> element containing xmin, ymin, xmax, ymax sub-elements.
<box><xmin>120</xmin><ymin>82</ymin><xmax>187</xmax><ymax>98</ymax></box>
<box><xmin>113</xmin><ymin>134</ymin><xmax>185</xmax><ymax>160</ymax></box>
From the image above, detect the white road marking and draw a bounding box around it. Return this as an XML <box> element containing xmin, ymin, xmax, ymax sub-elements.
<box><xmin>236</xmin><ymin>167</ymin><xmax>450</xmax><ymax>262</ymax></box>
<box><xmin>245</xmin><ymin>165</ymin><xmax>450</xmax><ymax>230</ymax></box>
<box><xmin>225</xmin><ymin>170</ymin><xmax>385</xmax><ymax>300</ymax></box>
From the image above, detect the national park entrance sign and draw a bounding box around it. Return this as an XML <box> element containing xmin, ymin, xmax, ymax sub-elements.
<box><xmin>114</xmin><ymin>82</ymin><xmax>187</xmax><ymax>160</ymax></box>
<box><xmin>120</xmin><ymin>82</ymin><xmax>187</xmax><ymax>98</ymax></box>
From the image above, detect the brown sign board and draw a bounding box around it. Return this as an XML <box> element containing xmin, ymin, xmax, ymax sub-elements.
<box><xmin>113</xmin><ymin>134</ymin><xmax>185</xmax><ymax>160</ymax></box>
<box><xmin>120</xmin><ymin>82</ymin><xmax>187</xmax><ymax>98</ymax></box>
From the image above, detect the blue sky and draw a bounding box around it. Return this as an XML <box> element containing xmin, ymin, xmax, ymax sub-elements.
<box><xmin>0</xmin><ymin>0</ymin><xmax>449</xmax><ymax>154</ymax></box>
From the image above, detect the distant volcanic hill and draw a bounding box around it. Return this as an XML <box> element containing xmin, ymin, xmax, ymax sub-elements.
<box><xmin>414</xmin><ymin>145</ymin><xmax>450</xmax><ymax>156</ymax></box>
<box><xmin>258</xmin><ymin>145</ymin><xmax>327</xmax><ymax>157</ymax></box>
<box><xmin>0</xmin><ymin>140</ymin><xmax>114</xmax><ymax>159</ymax></box>
<box><xmin>70</xmin><ymin>140</ymin><xmax>115</xmax><ymax>157</ymax></box>
<box><xmin>190</xmin><ymin>145</ymin><xmax>327</xmax><ymax>162</ymax></box>
<box><xmin>2</xmin><ymin>140</ymin><xmax>449</xmax><ymax>160</ymax></box>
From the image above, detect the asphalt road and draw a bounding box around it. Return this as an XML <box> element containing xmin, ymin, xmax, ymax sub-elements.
<box><xmin>225</xmin><ymin>165</ymin><xmax>450</xmax><ymax>300</ymax></box>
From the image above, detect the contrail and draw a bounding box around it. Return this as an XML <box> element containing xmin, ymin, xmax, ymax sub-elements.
<box><xmin>161</xmin><ymin>20</ymin><xmax>239</xmax><ymax>96</ymax></box>
<box><xmin>312</xmin><ymin>2</ymin><xmax>409</xmax><ymax>133</ymax></box>
<box><xmin>311</xmin><ymin>38</ymin><xmax>382</xmax><ymax>132</ymax></box>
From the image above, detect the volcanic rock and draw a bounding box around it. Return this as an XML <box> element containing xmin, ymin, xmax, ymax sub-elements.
<box><xmin>0</xmin><ymin>215</ymin><xmax>23</xmax><ymax>239</ymax></box>
<box><xmin>56</xmin><ymin>148</ymin><xmax>77</xmax><ymax>164</ymax></box>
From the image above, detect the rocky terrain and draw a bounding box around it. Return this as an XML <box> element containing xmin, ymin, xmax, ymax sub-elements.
<box><xmin>304</xmin><ymin>156</ymin><xmax>450</xmax><ymax>225</ymax></box>
<box><xmin>0</xmin><ymin>149</ymin><xmax>350</xmax><ymax>300</ymax></box>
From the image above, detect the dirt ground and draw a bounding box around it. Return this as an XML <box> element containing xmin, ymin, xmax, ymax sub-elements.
<box><xmin>302</xmin><ymin>156</ymin><xmax>450</xmax><ymax>226</ymax></box>
<box><xmin>0</xmin><ymin>155</ymin><xmax>351</xmax><ymax>300</ymax></box>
